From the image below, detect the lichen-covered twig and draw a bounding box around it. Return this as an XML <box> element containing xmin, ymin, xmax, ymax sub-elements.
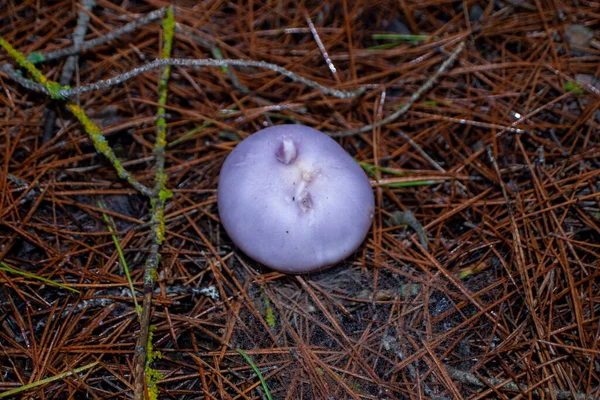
<box><xmin>133</xmin><ymin>7</ymin><xmax>175</xmax><ymax>400</ymax></box>
<box><xmin>43</xmin><ymin>0</ymin><xmax>96</xmax><ymax>143</ymax></box>
<box><xmin>0</xmin><ymin>52</ymin><xmax>366</xmax><ymax>103</ymax></box>
<box><xmin>48</xmin><ymin>58</ymin><xmax>364</xmax><ymax>99</ymax></box>
<box><xmin>2</xmin><ymin>57</ymin><xmax>364</xmax><ymax>101</ymax></box>
<box><xmin>328</xmin><ymin>41</ymin><xmax>465</xmax><ymax>137</ymax></box>
<box><xmin>0</xmin><ymin>38</ymin><xmax>64</xmax><ymax>98</ymax></box>
<box><xmin>0</xmin><ymin>63</ymin><xmax>49</xmax><ymax>94</ymax></box>
<box><xmin>65</xmin><ymin>104</ymin><xmax>154</xmax><ymax>197</ymax></box>
<box><xmin>28</xmin><ymin>7</ymin><xmax>168</xmax><ymax>64</ymax></box>
<box><xmin>0</xmin><ymin>37</ymin><xmax>153</xmax><ymax>197</ymax></box>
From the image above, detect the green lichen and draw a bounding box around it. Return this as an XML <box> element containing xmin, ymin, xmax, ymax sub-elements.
<box><xmin>155</xmin><ymin>117</ymin><xmax>167</xmax><ymax>130</ymax></box>
<box><xmin>147</xmin><ymin>327</ymin><xmax>161</xmax><ymax>361</ymax></box>
<box><xmin>155</xmin><ymin>6</ymin><xmax>174</xmax><ymax>108</ymax></box>
<box><xmin>260</xmin><ymin>285</ymin><xmax>276</xmax><ymax>327</ymax></box>
<box><xmin>0</xmin><ymin>37</ymin><xmax>48</xmax><ymax>85</ymax></box>
<box><xmin>265</xmin><ymin>296</ymin><xmax>276</xmax><ymax>327</ymax></box>
<box><xmin>161</xmin><ymin>7</ymin><xmax>175</xmax><ymax>59</ymax></box>
<box><xmin>159</xmin><ymin>188</ymin><xmax>172</xmax><ymax>202</ymax></box>
<box><xmin>155</xmin><ymin>207</ymin><xmax>166</xmax><ymax>243</ymax></box>
<box><xmin>146</xmin><ymin>368</ymin><xmax>163</xmax><ymax>400</ymax></box>
<box><xmin>149</xmin><ymin>263</ymin><xmax>160</xmax><ymax>282</ymax></box>
<box><xmin>154</xmin><ymin>130</ymin><xmax>167</xmax><ymax>149</ymax></box>
<box><xmin>47</xmin><ymin>81</ymin><xmax>66</xmax><ymax>99</ymax></box>
<box><xmin>27</xmin><ymin>51</ymin><xmax>45</xmax><ymax>64</ymax></box>
<box><xmin>67</xmin><ymin>103</ymin><xmax>137</xmax><ymax>186</ymax></box>
<box><xmin>0</xmin><ymin>37</ymin><xmax>66</xmax><ymax>99</ymax></box>
<box><xmin>145</xmin><ymin>326</ymin><xmax>163</xmax><ymax>400</ymax></box>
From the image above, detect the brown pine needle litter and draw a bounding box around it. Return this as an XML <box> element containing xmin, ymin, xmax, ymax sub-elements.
<box><xmin>1</xmin><ymin>1</ymin><xmax>599</xmax><ymax>399</ymax></box>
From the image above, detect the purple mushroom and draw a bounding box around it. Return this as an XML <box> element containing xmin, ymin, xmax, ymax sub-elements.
<box><xmin>217</xmin><ymin>125</ymin><xmax>374</xmax><ymax>273</ymax></box>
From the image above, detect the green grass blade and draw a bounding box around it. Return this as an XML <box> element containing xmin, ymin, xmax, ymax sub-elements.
<box><xmin>97</xmin><ymin>200</ymin><xmax>139</xmax><ymax>314</ymax></box>
<box><xmin>237</xmin><ymin>349</ymin><xmax>273</xmax><ymax>400</ymax></box>
<box><xmin>0</xmin><ymin>261</ymin><xmax>79</xmax><ymax>293</ymax></box>
<box><xmin>211</xmin><ymin>47</ymin><xmax>228</xmax><ymax>73</ymax></box>
<box><xmin>372</xmin><ymin>33</ymin><xmax>433</xmax><ymax>41</ymax></box>
<box><xmin>0</xmin><ymin>361</ymin><xmax>98</xmax><ymax>398</ymax></box>
<box><xmin>379</xmin><ymin>180</ymin><xmax>437</xmax><ymax>187</ymax></box>
<box><xmin>367</xmin><ymin>42</ymin><xmax>404</xmax><ymax>50</ymax></box>
<box><xmin>358</xmin><ymin>161</ymin><xmax>440</xmax><ymax>187</ymax></box>
<box><xmin>168</xmin><ymin>122</ymin><xmax>212</xmax><ymax>147</ymax></box>
<box><xmin>358</xmin><ymin>162</ymin><xmax>410</xmax><ymax>177</ymax></box>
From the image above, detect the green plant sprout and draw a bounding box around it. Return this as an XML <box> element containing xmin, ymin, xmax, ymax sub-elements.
<box><xmin>98</xmin><ymin>200</ymin><xmax>140</xmax><ymax>315</ymax></box>
<box><xmin>237</xmin><ymin>349</ymin><xmax>273</xmax><ymax>400</ymax></box>
<box><xmin>564</xmin><ymin>80</ymin><xmax>585</xmax><ymax>96</ymax></box>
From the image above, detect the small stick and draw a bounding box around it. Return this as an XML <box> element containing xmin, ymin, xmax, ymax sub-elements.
<box><xmin>1</xmin><ymin>58</ymin><xmax>365</xmax><ymax>100</ymax></box>
<box><xmin>52</xmin><ymin>58</ymin><xmax>365</xmax><ymax>99</ymax></box>
<box><xmin>30</xmin><ymin>7</ymin><xmax>168</xmax><ymax>63</ymax></box>
<box><xmin>43</xmin><ymin>0</ymin><xmax>96</xmax><ymax>143</ymax></box>
<box><xmin>304</xmin><ymin>9</ymin><xmax>338</xmax><ymax>80</ymax></box>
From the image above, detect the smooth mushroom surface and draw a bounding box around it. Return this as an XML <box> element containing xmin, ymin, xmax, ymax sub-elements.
<box><xmin>218</xmin><ymin>124</ymin><xmax>374</xmax><ymax>273</ymax></box>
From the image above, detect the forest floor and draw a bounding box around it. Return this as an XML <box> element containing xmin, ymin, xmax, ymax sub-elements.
<box><xmin>0</xmin><ymin>1</ymin><xmax>599</xmax><ymax>399</ymax></box>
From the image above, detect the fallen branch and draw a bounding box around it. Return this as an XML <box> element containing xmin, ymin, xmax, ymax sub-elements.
<box><xmin>1</xmin><ymin>57</ymin><xmax>365</xmax><ymax>100</ymax></box>
<box><xmin>132</xmin><ymin>7</ymin><xmax>175</xmax><ymax>400</ymax></box>
<box><xmin>42</xmin><ymin>0</ymin><xmax>96</xmax><ymax>143</ymax></box>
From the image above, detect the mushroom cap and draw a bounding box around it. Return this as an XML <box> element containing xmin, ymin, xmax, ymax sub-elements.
<box><xmin>217</xmin><ymin>125</ymin><xmax>374</xmax><ymax>273</ymax></box>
